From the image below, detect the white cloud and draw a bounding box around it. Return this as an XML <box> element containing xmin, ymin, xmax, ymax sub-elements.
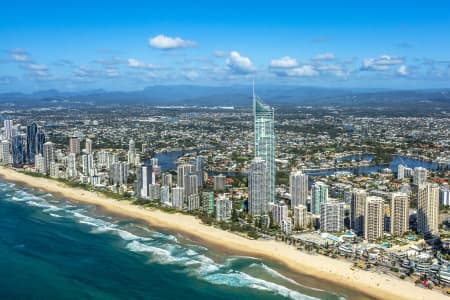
<box><xmin>27</xmin><ymin>63</ymin><xmax>48</xmax><ymax>71</ymax></box>
<box><xmin>314</xmin><ymin>52</ymin><xmax>335</xmax><ymax>60</ymax></box>
<box><xmin>270</xmin><ymin>56</ymin><xmax>298</xmax><ymax>68</ymax></box>
<box><xmin>148</xmin><ymin>34</ymin><xmax>196</xmax><ymax>49</ymax></box>
<box><xmin>285</xmin><ymin>65</ymin><xmax>318</xmax><ymax>77</ymax></box>
<box><xmin>104</xmin><ymin>68</ymin><xmax>120</xmax><ymax>78</ymax></box>
<box><xmin>226</xmin><ymin>51</ymin><xmax>255</xmax><ymax>74</ymax></box>
<box><xmin>397</xmin><ymin>65</ymin><xmax>409</xmax><ymax>76</ymax></box>
<box><xmin>127</xmin><ymin>58</ymin><xmax>159</xmax><ymax>70</ymax></box>
<box><xmin>128</xmin><ymin>58</ymin><xmax>147</xmax><ymax>68</ymax></box>
<box><xmin>12</xmin><ymin>53</ymin><xmax>29</xmax><ymax>62</ymax></box>
<box><xmin>361</xmin><ymin>55</ymin><xmax>403</xmax><ymax>71</ymax></box>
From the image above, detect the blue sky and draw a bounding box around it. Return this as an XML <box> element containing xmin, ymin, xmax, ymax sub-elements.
<box><xmin>1</xmin><ymin>0</ymin><xmax>449</xmax><ymax>92</ymax></box>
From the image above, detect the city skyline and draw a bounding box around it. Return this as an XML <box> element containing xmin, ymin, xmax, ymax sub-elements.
<box><xmin>1</xmin><ymin>1</ymin><xmax>450</xmax><ymax>92</ymax></box>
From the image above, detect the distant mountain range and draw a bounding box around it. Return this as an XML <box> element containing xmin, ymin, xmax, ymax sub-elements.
<box><xmin>0</xmin><ymin>85</ymin><xmax>449</xmax><ymax>108</ymax></box>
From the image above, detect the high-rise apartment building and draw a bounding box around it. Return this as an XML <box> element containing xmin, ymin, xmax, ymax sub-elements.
<box><xmin>69</xmin><ymin>136</ymin><xmax>80</xmax><ymax>154</ymax></box>
<box><xmin>364</xmin><ymin>196</ymin><xmax>384</xmax><ymax>242</ymax></box>
<box><xmin>311</xmin><ymin>182</ymin><xmax>328</xmax><ymax>215</ymax></box>
<box><xmin>320</xmin><ymin>201</ymin><xmax>344</xmax><ymax>232</ymax></box>
<box><xmin>248</xmin><ymin>157</ymin><xmax>267</xmax><ymax>216</ymax></box>
<box><xmin>351</xmin><ymin>189</ymin><xmax>367</xmax><ymax>236</ymax></box>
<box><xmin>289</xmin><ymin>171</ymin><xmax>308</xmax><ymax>208</ymax></box>
<box><xmin>417</xmin><ymin>184</ymin><xmax>439</xmax><ymax>234</ymax></box>
<box><xmin>390</xmin><ymin>192</ymin><xmax>409</xmax><ymax>236</ymax></box>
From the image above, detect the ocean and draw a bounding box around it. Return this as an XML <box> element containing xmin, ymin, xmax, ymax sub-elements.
<box><xmin>0</xmin><ymin>180</ymin><xmax>363</xmax><ymax>300</ymax></box>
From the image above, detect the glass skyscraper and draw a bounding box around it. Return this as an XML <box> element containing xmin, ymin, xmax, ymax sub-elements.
<box><xmin>26</xmin><ymin>122</ymin><xmax>38</xmax><ymax>164</ymax></box>
<box><xmin>12</xmin><ymin>135</ymin><xmax>24</xmax><ymax>167</ymax></box>
<box><xmin>253</xmin><ymin>87</ymin><xmax>275</xmax><ymax>203</ymax></box>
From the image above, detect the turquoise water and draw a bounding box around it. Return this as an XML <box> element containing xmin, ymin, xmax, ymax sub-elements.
<box><xmin>0</xmin><ymin>181</ymin><xmax>352</xmax><ymax>300</ymax></box>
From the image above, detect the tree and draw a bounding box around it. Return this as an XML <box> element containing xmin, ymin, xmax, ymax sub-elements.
<box><xmin>231</xmin><ymin>208</ymin><xmax>239</xmax><ymax>222</ymax></box>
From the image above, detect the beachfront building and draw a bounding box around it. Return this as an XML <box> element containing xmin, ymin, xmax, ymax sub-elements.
<box><xmin>36</xmin><ymin>129</ymin><xmax>46</xmax><ymax>156</ymax></box>
<box><xmin>43</xmin><ymin>141</ymin><xmax>55</xmax><ymax>175</ymax></box>
<box><xmin>248</xmin><ymin>157</ymin><xmax>268</xmax><ymax>216</ymax></box>
<box><xmin>270</xmin><ymin>202</ymin><xmax>288</xmax><ymax>226</ymax></box>
<box><xmin>293</xmin><ymin>204</ymin><xmax>309</xmax><ymax>229</ymax></box>
<box><xmin>413</xmin><ymin>167</ymin><xmax>428</xmax><ymax>186</ymax></box>
<box><xmin>35</xmin><ymin>154</ymin><xmax>45</xmax><ymax>174</ymax></box>
<box><xmin>289</xmin><ymin>171</ymin><xmax>308</xmax><ymax>208</ymax></box>
<box><xmin>417</xmin><ymin>183</ymin><xmax>439</xmax><ymax>234</ymax></box>
<box><xmin>351</xmin><ymin>189</ymin><xmax>367</xmax><ymax>236</ymax></box>
<box><xmin>3</xmin><ymin>119</ymin><xmax>13</xmax><ymax>141</ymax></box>
<box><xmin>184</xmin><ymin>173</ymin><xmax>198</xmax><ymax>199</ymax></box>
<box><xmin>364</xmin><ymin>196</ymin><xmax>384</xmax><ymax>242</ymax></box>
<box><xmin>213</xmin><ymin>174</ymin><xmax>226</xmax><ymax>191</ymax></box>
<box><xmin>311</xmin><ymin>181</ymin><xmax>328</xmax><ymax>216</ymax></box>
<box><xmin>110</xmin><ymin>162</ymin><xmax>129</xmax><ymax>186</ymax></box>
<box><xmin>216</xmin><ymin>196</ymin><xmax>232</xmax><ymax>222</ymax></box>
<box><xmin>1</xmin><ymin>140</ymin><xmax>12</xmax><ymax>164</ymax></box>
<box><xmin>12</xmin><ymin>135</ymin><xmax>24</xmax><ymax>168</ymax></box>
<box><xmin>187</xmin><ymin>194</ymin><xmax>200</xmax><ymax>211</ymax></box>
<box><xmin>254</xmin><ymin>87</ymin><xmax>275</xmax><ymax>202</ymax></box>
<box><xmin>66</xmin><ymin>153</ymin><xmax>77</xmax><ymax>179</ymax></box>
<box><xmin>190</xmin><ymin>156</ymin><xmax>204</xmax><ymax>187</ymax></box>
<box><xmin>160</xmin><ymin>185</ymin><xmax>170</xmax><ymax>205</ymax></box>
<box><xmin>281</xmin><ymin>218</ymin><xmax>292</xmax><ymax>235</ymax></box>
<box><xmin>201</xmin><ymin>192</ymin><xmax>214</xmax><ymax>215</ymax></box>
<box><xmin>320</xmin><ymin>201</ymin><xmax>344</xmax><ymax>232</ymax></box>
<box><xmin>172</xmin><ymin>186</ymin><xmax>184</xmax><ymax>209</ymax></box>
<box><xmin>26</xmin><ymin>122</ymin><xmax>38</xmax><ymax>164</ymax></box>
<box><xmin>162</xmin><ymin>173</ymin><xmax>172</xmax><ymax>187</ymax></box>
<box><xmin>390</xmin><ymin>192</ymin><xmax>409</xmax><ymax>236</ymax></box>
<box><xmin>177</xmin><ymin>164</ymin><xmax>194</xmax><ymax>188</ymax></box>
<box><xmin>82</xmin><ymin>154</ymin><xmax>94</xmax><ymax>176</ymax></box>
<box><xmin>140</xmin><ymin>165</ymin><xmax>152</xmax><ymax>198</ymax></box>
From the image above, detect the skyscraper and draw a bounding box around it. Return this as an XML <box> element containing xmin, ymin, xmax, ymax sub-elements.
<box><xmin>351</xmin><ymin>188</ymin><xmax>367</xmax><ymax>236</ymax></box>
<box><xmin>364</xmin><ymin>196</ymin><xmax>384</xmax><ymax>242</ymax></box>
<box><xmin>128</xmin><ymin>138</ymin><xmax>136</xmax><ymax>165</ymax></box>
<box><xmin>311</xmin><ymin>182</ymin><xmax>328</xmax><ymax>215</ymax></box>
<box><xmin>190</xmin><ymin>156</ymin><xmax>204</xmax><ymax>187</ymax></box>
<box><xmin>66</xmin><ymin>152</ymin><xmax>77</xmax><ymax>179</ymax></box>
<box><xmin>26</xmin><ymin>122</ymin><xmax>38</xmax><ymax>164</ymax></box>
<box><xmin>213</xmin><ymin>174</ymin><xmax>226</xmax><ymax>191</ymax></box>
<box><xmin>289</xmin><ymin>171</ymin><xmax>308</xmax><ymax>208</ymax></box>
<box><xmin>253</xmin><ymin>86</ymin><xmax>275</xmax><ymax>202</ymax></box>
<box><xmin>248</xmin><ymin>157</ymin><xmax>267</xmax><ymax>216</ymax></box>
<box><xmin>177</xmin><ymin>164</ymin><xmax>194</xmax><ymax>188</ymax></box>
<box><xmin>43</xmin><ymin>142</ymin><xmax>55</xmax><ymax>175</ymax></box>
<box><xmin>69</xmin><ymin>136</ymin><xmax>80</xmax><ymax>154</ymax></box>
<box><xmin>320</xmin><ymin>201</ymin><xmax>345</xmax><ymax>232</ymax></box>
<box><xmin>390</xmin><ymin>192</ymin><xmax>409</xmax><ymax>236</ymax></box>
<box><xmin>413</xmin><ymin>167</ymin><xmax>428</xmax><ymax>186</ymax></box>
<box><xmin>85</xmin><ymin>138</ymin><xmax>93</xmax><ymax>154</ymax></box>
<box><xmin>1</xmin><ymin>140</ymin><xmax>12</xmax><ymax>164</ymax></box>
<box><xmin>3</xmin><ymin>119</ymin><xmax>13</xmax><ymax>141</ymax></box>
<box><xmin>11</xmin><ymin>135</ymin><xmax>24</xmax><ymax>167</ymax></box>
<box><xmin>36</xmin><ymin>129</ymin><xmax>46</xmax><ymax>155</ymax></box>
<box><xmin>417</xmin><ymin>184</ymin><xmax>439</xmax><ymax>234</ymax></box>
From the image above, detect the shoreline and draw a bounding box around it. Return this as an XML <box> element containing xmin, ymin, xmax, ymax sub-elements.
<box><xmin>0</xmin><ymin>167</ymin><xmax>447</xmax><ymax>300</ymax></box>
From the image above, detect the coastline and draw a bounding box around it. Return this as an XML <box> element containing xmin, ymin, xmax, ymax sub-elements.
<box><xmin>0</xmin><ymin>167</ymin><xmax>447</xmax><ymax>300</ymax></box>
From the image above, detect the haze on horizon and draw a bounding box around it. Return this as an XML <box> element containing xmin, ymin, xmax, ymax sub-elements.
<box><xmin>1</xmin><ymin>0</ymin><xmax>449</xmax><ymax>93</ymax></box>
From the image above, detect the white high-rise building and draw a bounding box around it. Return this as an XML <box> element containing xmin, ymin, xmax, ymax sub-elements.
<box><xmin>417</xmin><ymin>184</ymin><xmax>439</xmax><ymax>234</ymax></box>
<box><xmin>35</xmin><ymin>154</ymin><xmax>45</xmax><ymax>174</ymax></box>
<box><xmin>293</xmin><ymin>204</ymin><xmax>308</xmax><ymax>229</ymax></box>
<box><xmin>320</xmin><ymin>201</ymin><xmax>344</xmax><ymax>232</ymax></box>
<box><xmin>187</xmin><ymin>194</ymin><xmax>200</xmax><ymax>211</ymax></box>
<box><xmin>162</xmin><ymin>173</ymin><xmax>173</xmax><ymax>187</ymax></box>
<box><xmin>213</xmin><ymin>174</ymin><xmax>226</xmax><ymax>191</ymax></box>
<box><xmin>390</xmin><ymin>192</ymin><xmax>409</xmax><ymax>236</ymax></box>
<box><xmin>184</xmin><ymin>173</ymin><xmax>198</xmax><ymax>198</ymax></box>
<box><xmin>1</xmin><ymin>140</ymin><xmax>12</xmax><ymax>164</ymax></box>
<box><xmin>215</xmin><ymin>196</ymin><xmax>232</xmax><ymax>222</ymax></box>
<box><xmin>172</xmin><ymin>186</ymin><xmax>184</xmax><ymax>209</ymax></box>
<box><xmin>82</xmin><ymin>154</ymin><xmax>94</xmax><ymax>176</ymax></box>
<box><xmin>248</xmin><ymin>157</ymin><xmax>267</xmax><ymax>216</ymax></box>
<box><xmin>270</xmin><ymin>202</ymin><xmax>288</xmax><ymax>225</ymax></box>
<box><xmin>149</xmin><ymin>184</ymin><xmax>161</xmax><ymax>200</ymax></box>
<box><xmin>440</xmin><ymin>186</ymin><xmax>450</xmax><ymax>206</ymax></box>
<box><xmin>85</xmin><ymin>138</ymin><xmax>93</xmax><ymax>154</ymax></box>
<box><xmin>43</xmin><ymin>142</ymin><xmax>55</xmax><ymax>175</ymax></box>
<box><xmin>140</xmin><ymin>165</ymin><xmax>151</xmax><ymax>198</ymax></box>
<box><xmin>66</xmin><ymin>153</ymin><xmax>77</xmax><ymax>179</ymax></box>
<box><xmin>110</xmin><ymin>162</ymin><xmax>129</xmax><ymax>186</ymax></box>
<box><xmin>128</xmin><ymin>139</ymin><xmax>136</xmax><ymax>165</ymax></box>
<box><xmin>364</xmin><ymin>196</ymin><xmax>384</xmax><ymax>242</ymax></box>
<box><xmin>3</xmin><ymin>119</ymin><xmax>13</xmax><ymax>141</ymax></box>
<box><xmin>351</xmin><ymin>188</ymin><xmax>367</xmax><ymax>236</ymax></box>
<box><xmin>289</xmin><ymin>171</ymin><xmax>308</xmax><ymax>208</ymax></box>
<box><xmin>281</xmin><ymin>218</ymin><xmax>292</xmax><ymax>234</ymax></box>
<box><xmin>177</xmin><ymin>164</ymin><xmax>194</xmax><ymax>188</ymax></box>
<box><xmin>413</xmin><ymin>167</ymin><xmax>428</xmax><ymax>186</ymax></box>
<box><xmin>160</xmin><ymin>185</ymin><xmax>170</xmax><ymax>205</ymax></box>
<box><xmin>397</xmin><ymin>164</ymin><xmax>405</xmax><ymax>180</ymax></box>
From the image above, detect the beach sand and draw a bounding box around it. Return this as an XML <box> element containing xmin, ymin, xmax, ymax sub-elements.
<box><xmin>0</xmin><ymin>166</ymin><xmax>447</xmax><ymax>300</ymax></box>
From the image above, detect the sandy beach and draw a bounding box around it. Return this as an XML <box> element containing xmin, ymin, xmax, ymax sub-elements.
<box><xmin>0</xmin><ymin>167</ymin><xmax>447</xmax><ymax>300</ymax></box>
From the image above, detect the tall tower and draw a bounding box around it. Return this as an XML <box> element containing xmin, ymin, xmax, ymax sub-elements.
<box><xmin>36</xmin><ymin>129</ymin><xmax>46</xmax><ymax>155</ymax></box>
<box><xmin>85</xmin><ymin>138</ymin><xmax>93</xmax><ymax>154</ymax></box>
<box><xmin>364</xmin><ymin>196</ymin><xmax>384</xmax><ymax>242</ymax></box>
<box><xmin>69</xmin><ymin>136</ymin><xmax>80</xmax><ymax>154</ymax></box>
<box><xmin>390</xmin><ymin>192</ymin><xmax>409</xmax><ymax>236</ymax></box>
<box><xmin>253</xmin><ymin>85</ymin><xmax>275</xmax><ymax>202</ymax></box>
<box><xmin>311</xmin><ymin>181</ymin><xmax>328</xmax><ymax>215</ymax></box>
<box><xmin>351</xmin><ymin>188</ymin><xmax>367</xmax><ymax>236</ymax></box>
<box><xmin>3</xmin><ymin>119</ymin><xmax>13</xmax><ymax>141</ymax></box>
<box><xmin>128</xmin><ymin>138</ymin><xmax>136</xmax><ymax>165</ymax></box>
<box><xmin>43</xmin><ymin>141</ymin><xmax>55</xmax><ymax>175</ymax></box>
<box><xmin>289</xmin><ymin>171</ymin><xmax>308</xmax><ymax>208</ymax></box>
<box><xmin>248</xmin><ymin>157</ymin><xmax>267</xmax><ymax>216</ymax></box>
<box><xmin>26</xmin><ymin>122</ymin><xmax>38</xmax><ymax>164</ymax></box>
<box><xmin>417</xmin><ymin>184</ymin><xmax>439</xmax><ymax>234</ymax></box>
